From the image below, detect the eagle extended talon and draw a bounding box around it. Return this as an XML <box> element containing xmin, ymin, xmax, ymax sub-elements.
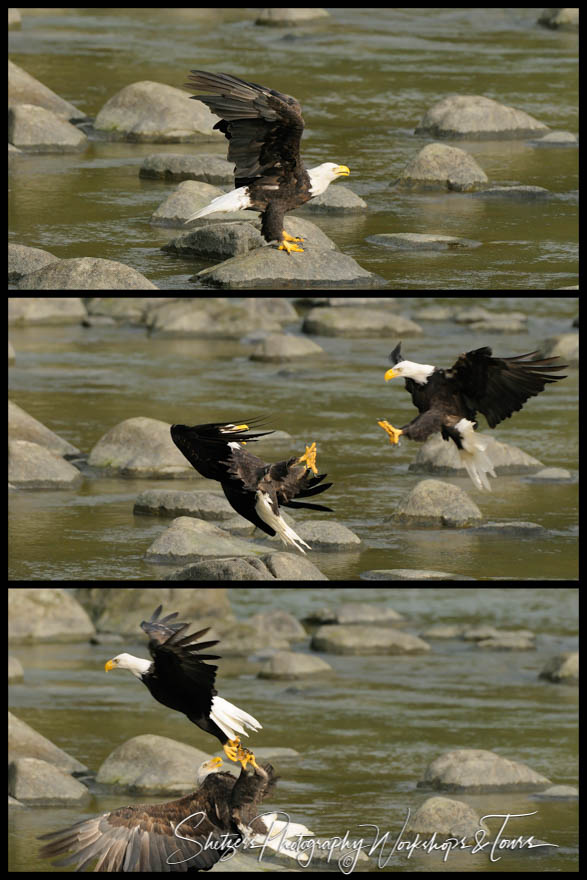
<box><xmin>377</xmin><ymin>420</ymin><xmax>403</xmax><ymax>445</ymax></box>
<box><xmin>237</xmin><ymin>745</ymin><xmax>259</xmax><ymax>771</ymax></box>
<box><xmin>297</xmin><ymin>441</ymin><xmax>318</xmax><ymax>474</ymax></box>
<box><xmin>223</xmin><ymin>737</ymin><xmax>241</xmax><ymax>763</ymax></box>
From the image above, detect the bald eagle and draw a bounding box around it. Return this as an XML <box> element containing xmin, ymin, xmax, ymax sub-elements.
<box><xmin>170</xmin><ymin>420</ymin><xmax>333</xmax><ymax>554</ymax></box>
<box><xmin>39</xmin><ymin>759</ymin><xmax>309</xmax><ymax>872</ymax></box>
<box><xmin>378</xmin><ymin>344</ymin><xmax>567</xmax><ymax>491</ymax></box>
<box><xmin>184</xmin><ymin>71</ymin><xmax>350</xmax><ymax>254</ymax></box>
<box><xmin>105</xmin><ymin>606</ymin><xmax>261</xmax><ymax>770</ymax></box>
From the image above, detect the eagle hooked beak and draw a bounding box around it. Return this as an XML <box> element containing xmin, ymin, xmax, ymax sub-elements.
<box><xmin>384</xmin><ymin>368</ymin><xmax>397</xmax><ymax>381</ymax></box>
<box><xmin>336</xmin><ymin>165</ymin><xmax>350</xmax><ymax>177</ymax></box>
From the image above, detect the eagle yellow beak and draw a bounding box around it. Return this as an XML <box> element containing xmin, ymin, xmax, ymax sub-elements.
<box><xmin>336</xmin><ymin>165</ymin><xmax>350</xmax><ymax>176</ymax></box>
<box><xmin>384</xmin><ymin>368</ymin><xmax>397</xmax><ymax>381</ymax></box>
<box><xmin>104</xmin><ymin>659</ymin><xmax>115</xmax><ymax>671</ymax></box>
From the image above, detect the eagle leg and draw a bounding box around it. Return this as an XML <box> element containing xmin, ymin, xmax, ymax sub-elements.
<box><xmin>297</xmin><ymin>441</ymin><xmax>318</xmax><ymax>475</ymax></box>
<box><xmin>282</xmin><ymin>230</ymin><xmax>304</xmax><ymax>243</ymax></box>
<box><xmin>377</xmin><ymin>420</ymin><xmax>403</xmax><ymax>445</ymax></box>
<box><xmin>236</xmin><ymin>744</ymin><xmax>259</xmax><ymax>771</ymax></box>
<box><xmin>223</xmin><ymin>737</ymin><xmax>241</xmax><ymax>762</ymax></box>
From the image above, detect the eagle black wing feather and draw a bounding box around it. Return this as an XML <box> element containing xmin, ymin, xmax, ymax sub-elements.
<box><xmin>448</xmin><ymin>347</ymin><xmax>567</xmax><ymax>428</ymax></box>
<box><xmin>185</xmin><ymin>71</ymin><xmax>305</xmax><ymax>188</ymax></box>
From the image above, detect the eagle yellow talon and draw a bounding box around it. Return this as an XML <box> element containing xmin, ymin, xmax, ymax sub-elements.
<box><xmin>278</xmin><ymin>238</ymin><xmax>304</xmax><ymax>254</ymax></box>
<box><xmin>282</xmin><ymin>230</ymin><xmax>304</xmax><ymax>243</ymax></box>
<box><xmin>377</xmin><ymin>420</ymin><xmax>403</xmax><ymax>445</ymax></box>
<box><xmin>236</xmin><ymin>745</ymin><xmax>259</xmax><ymax>771</ymax></box>
<box><xmin>223</xmin><ymin>737</ymin><xmax>241</xmax><ymax>762</ymax></box>
<box><xmin>297</xmin><ymin>441</ymin><xmax>318</xmax><ymax>474</ymax></box>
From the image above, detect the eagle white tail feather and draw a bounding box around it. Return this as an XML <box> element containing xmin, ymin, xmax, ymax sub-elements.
<box><xmin>210</xmin><ymin>694</ymin><xmax>262</xmax><ymax>741</ymax></box>
<box><xmin>255</xmin><ymin>491</ymin><xmax>311</xmax><ymax>554</ymax></box>
<box><xmin>455</xmin><ymin>418</ymin><xmax>496</xmax><ymax>491</ymax></box>
<box><xmin>185</xmin><ymin>186</ymin><xmax>252</xmax><ymax>223</ymax></box>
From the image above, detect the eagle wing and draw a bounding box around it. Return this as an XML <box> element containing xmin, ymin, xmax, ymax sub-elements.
<box><xmin>38</xmin><ymin>784</ymin><xmax>238</xmax><ymax>872</ymax></box>
<box><xmin>141</xmin><ymin>605</ymin><xmax>220</xmax><ymax>697</ymax></box>
<box><xmin>186</xmin><ymin>70</ymin><xmax>306</xmax><ymax>187</ymax></box>
<box><xmin>170</xmin><ymin>420</ymin><xmax>272</xmax><ymax>482</ymax></box>
<box><xmin>447</xmin><ymin>347</ymin><xmax>567</xmax><ymax>428</ymax></box>
<box><xmin>268</xmin><ymin>459</ymin><xmax>333</xmax><ymax>511</ymax></box>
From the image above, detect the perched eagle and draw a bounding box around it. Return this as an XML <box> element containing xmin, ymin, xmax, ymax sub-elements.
<box><xmin>378</xmin><ymin>343</ymin><xmax>567</xmax><ymax>491</ymax></box>
<box><xmin>170</xmin><ymin>420</ymin><xmax>333</xmax><ymax>554</ymax></box>
<box><xmin>105</xmin><ymin>606</ymin><xmax>261</xmax><ymax>770</ymax></box>
<box><xmin>184</xmin><ymin>71</ymin><xmax>350</xmax><ymax>253</ymax></box>
<box><xmin>39</xmin><ymin>759</ymin><xmax>309</xmax><ymax>872</ymax></box>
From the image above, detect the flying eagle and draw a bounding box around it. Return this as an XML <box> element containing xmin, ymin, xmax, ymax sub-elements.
<box><xmin>39</xmin><ymin>758</ymin><xmax>309</xmax><ymax>872</ymax></box>
<box><xmin>170</xmin><ymin>420</ymin><xmax>333</xmax><ymax>554</ymax></box>
<box><xmin>105</xmin><ymin>606</ymin><xmax>261</xmax><ymax>770</ymax></box>
<box><xmin>378</xmin><ymin>344</ymin><xmax>567</xmax><ymax>491</ymax></box>
<box><xmin>184</xmin><ymin>71</ymin><xmax>350</xmax><ymax>253</ymax></box>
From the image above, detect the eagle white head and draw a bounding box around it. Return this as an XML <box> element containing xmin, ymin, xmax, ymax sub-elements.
<box><xmin>196</xmin><ymin>757</ymin><xmax>225</xmax><ymax>785</ymax></box>
<box><xmin>384</xmin><ymin>360</ymin><xmax>435</xmax><ymax>385</ymax></box>
<box><xmin>308</xmin><ymin>162</ymin><xmax>350</xmax><ymax>197</ymax></box>
<box><xmin>104</xmin><ymin>652</ymin><xmax>151</xmax><ymax>679</ymax></box>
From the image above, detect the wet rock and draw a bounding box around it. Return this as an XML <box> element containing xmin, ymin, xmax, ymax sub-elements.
<box><xmin>396</xmin><ymin>143</ymin><xmax>488</xmax><ymax>191</ymax></box>
<box><xmin>166</xmin><ymin>552</ymin><xmax>328</xmax><ymax>581</ymax></box>
<box><xmin>418</xmin><ymin>749</ymin><xmax>551</xmax><ymax>792</ymax></box>
<box><xmin>258</xmin><ymin>651</ymin><xmax>333</xmax><ymax>679</ymax></box>
<box><xmin>8</xmin><ymin>244</ymin><xmax>60</xmax><ymax>283</ymax></box>
<box><xmin>303</xmin><ymin>306</ymin><xmax>421</xmax><ymax>337</ymax></box>
<box><xmin>15</xmin><ymin>258</ymin><xmax>158</xmax><ymax>290</ymax></box>
<box><xmin>9</xmin><ymin>400</ymin><xmax>80</xmax><ymax>454</ymax></box>
<box><xmin>9</xmin><ymin>440</ymin><xmax>83</xmax><ymax>489</ymax></box>
<box><xmin>250</xmin><ymin>332</ymin><xmax>325</xmax><ymax>362</ymax></box>
<box><xmin>311</xmin><ymin>625</ymin><xmax>430</xmax><ymax>655</ymax></box>
<box><xmin>9</xmin><ymin>712</ymin><xmax>88</xmax><ymax>773</ymax></box>
<box><xmin>9</xmin><ymin>757</ymin><xmax>90</xmax><ymax>805</ymax></box>
<box><xmin>391</xmin><ymin>480</ymin><xmax>483</xmax><ymax>527</ymax></box>
<box><xmin>407</xmin><ymin>795</ymin><xmax>488</xmax><ymax>839</ymax></box>
<box><xmin>415</xmin><ymin>95</ymin><xmax>549</xmax><ymax>139</ymax></box>
<box><xmin>9</xmin><ymin>60</ymin><xmax>84</xmax><ymax>121</ymax></box>
<box><xmin>539</xmin><ymin>651</ymin><xmax>578</xmax><ymax>683</ymax></box>
<box><xmin>94</xmin><ymin>80</ymin><xmax>219</xmax><ymax>142</ymax></box>
<box><xmin>9</xmin><ymin>104</ymin><xmax>87</xmax><ymax>152</ymax></box>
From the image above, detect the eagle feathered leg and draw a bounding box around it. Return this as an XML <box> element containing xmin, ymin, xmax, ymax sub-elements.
<box><xmin>297</xmin><ymin>441</ymin><xmax>318</xmax><ymax>474</ymax></box>
<box><xmin>377</xmin><ymin>420</ymin><xmax>403</xmax><ymax>445</ymax></box>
